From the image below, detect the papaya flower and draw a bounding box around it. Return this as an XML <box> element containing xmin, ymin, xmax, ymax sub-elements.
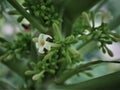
<box><xmin>33</xmin><ymin>33</ymin><xmax>60</xmax><ymax>54</ymax></box>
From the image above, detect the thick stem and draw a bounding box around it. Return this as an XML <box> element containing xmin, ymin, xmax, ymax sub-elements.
<box><xmin>6</xmin><ymin>0</ymin><xmax>47</xmax><ymax>33</ymax></box>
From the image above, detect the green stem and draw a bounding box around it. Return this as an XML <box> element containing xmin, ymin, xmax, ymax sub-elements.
<box><xmin>6</xmin><ymin>0</ymin><xmax>47</xmax><ymax>33</ymax></box>
<box><xmin>77</xmin><ymin>39</ymin><xmax>94</xmax><ymax>50</ymax></box>
<box><xmin>55</xmin><ymin>60</ymin><xmax>120</xmax><ymax>84</ymax></box>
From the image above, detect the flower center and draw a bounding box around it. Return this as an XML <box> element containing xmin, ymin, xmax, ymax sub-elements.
<box><xmin>40</xmin><ymin>40</ymin><xmax>45</xmax><ymax>46</ymax></box>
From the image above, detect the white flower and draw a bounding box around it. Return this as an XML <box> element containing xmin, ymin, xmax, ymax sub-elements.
<box><xmin>83</xmin><ymin>29</ymin><xmax>90</xmax><ymax>35</ymax></box>
<box><xmin>35</xmin><ymin>33</ymin><xmax>53</xmax><ymax>54</ymax></box>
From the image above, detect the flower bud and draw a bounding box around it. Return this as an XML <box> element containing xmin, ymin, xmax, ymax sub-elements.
<box><xmin>25</xmin><ymin>70</ymin><xmax>35</xmax><ymax>75</ymax></box>
<box><xmin>32</xmin><ymin>38</ymin><xmax>38</xmax><ymax>42</ymax></box>
<box><xmin>32</xmin><ymin>71</ymin><xmax>44</xmax><ymax>80</ymax></box>
<box><xmin>5</xmin><ymin>54</ymin><xmax>14</xmax><ymax>61</ymax></box>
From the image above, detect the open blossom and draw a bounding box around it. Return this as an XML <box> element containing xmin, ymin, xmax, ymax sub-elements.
<box><xmin>34</xmin><ymin>33</ymin><xmax>53</xmax><ymax>54</ymax></box>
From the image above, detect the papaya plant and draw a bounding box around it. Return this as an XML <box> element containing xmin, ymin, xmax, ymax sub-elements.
<box><xmin>0</xmin><ymin>0</ymin><xmax>120</xmax><ymax>90</ymax></box>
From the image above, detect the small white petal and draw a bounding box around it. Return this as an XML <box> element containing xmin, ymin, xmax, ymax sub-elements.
<box><xmin>38</xmin><ymin>33</ymin><xmax>52</xmax><ymax>41</ymax></box>
<box><xmin>36</xmin><ymin>43</ymin><xmax>39</xmax><ymax>48</ymax></box>
<box><xmin>38</xmin><ymin>47</ymin><xmax>44</xmax><ymax>54</ymax></box>
<box><xmin>44</xmin><ymin>35</ymin><xmax>52</xmax><ymax>40</ymax></box>
<box><xmin>83</xmin><ymin>29</ymin><xmax>90</xmax><ymax>35</ymax></box>
<box><xmin>44</xmin><ymin>42</ymin><xmax>51</xmax><ymax>51</ymax></box>
<box><xmin>35</xmin><ymin>33</ymin><xmax>53</xmax><ymax>54</ymax></box>
<box><xmin>38</xmin><ymin>34</ymin><xmax>44</xmax><ymax>41</ymax></box>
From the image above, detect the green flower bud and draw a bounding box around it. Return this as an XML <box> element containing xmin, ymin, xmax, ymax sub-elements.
<box><xmin>93</xmin><ymin>31</ymin><xmax>102</xmax><ymax>39</ymax></box>
<box><xmin>111</xmin><ymin>37</ymin><xmax>118</xmax><ymax>42</ymax></box>
<box><xmin>82</xmin><ymin>12</ymin><xmax>91</xmax><ymax>27</ymax></box>
<box><xmin>34</xmin><ymin>11</ymin><xmax>39</xmax><ymax>17</ymax></box>
<box><xmin>25</xmin><ymin>70</ymin><xmax>35</xmax><ymax>75</ymax></box>
<box><xmin>15</xmin><ymin>48</ymin><xmax>21</xmax><ymax>53</ymax></box>
<box><xmin>44</xmin><ymin>16</ymin><xmax>49</xmax><ymax>20</ymax></box>
<box><xmin>65</xmin><ymin>35</ymin><xmax>77</xmax><ymax>44</ymax></box>
<box><xmin>105</xmin><ymin>40</ymin><xmax>112</xmax><ymax>44</ymax></box>
<box><xmin>64</xmin><ymin>49</ymin><xmax>72</xmax><ymax>63</ymax></box>
<box><xmin>41</xmin><ymin>5</ymin><xmax>46</xmax><ymax>10</ymax></box>
<box><xmin>107</xmin><ymin>49</ymin><xmax>114</xmax><ymax>57</ymax></box>
<box><xmin>84</xmin><ymin>72</ymin><xmax>93</xmax><ymax>77</ymax></box>
<box><xmin>30</xmin><ymin>62</ymin><xmax>36</xmax><ymax>67</ymax></box>
<box><xmin>32</xmin><ymin>37</ymin><xmax>38</xmax><ymax>42</ymax></box>
<box><xmin>111</xmin><ymin>33</ymin><xmax>120</xmax><ymax>38</ymax></box>
<box><xmin>17</xmin><ymin>16</ymin><xmax>24</xmax><ymax>22</ymax></box>
<box><xmin>102</xmin><ymin>47</ymin><xmax>106</xmax><ymax>54</ymax></box>
<box><xmin>43</xmin><ymin>50</ymin><xmax>57</xmax><ymax>61</ymax></box>
<box><xmin>5</xmin><ymin>54</ymin><xmax>14</xmax><ymax>61</ymax></box>
<box><xmin>52</xmin><ymin>23</ymin><xmax>62</xmax><ymax>41</ymax></box>
<box><xmin>32</xmin><ymin>71</ymin><xmax>44</xmax><ymax>80</ymax></box>
<box><xmin>48</xmin><ymin>69</ymin><xmax>55</xmax><ymax>74</ymax></box>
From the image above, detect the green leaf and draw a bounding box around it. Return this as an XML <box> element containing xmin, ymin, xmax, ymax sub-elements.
<box><xmin>52</xmin><ymin>71</ymin><xmax>120</xmax><ymax>90</ymax></box>
<box><xmin>0</xmin><ymin>37</ymin><xmax>8</xmax><ymax>43</ymax></box>
<box><xmin>2</xmin><ymin>59</ymin><xmax>28</xmax><ymax>80</ymax></box>
<box><xmin>0</xmin><ymin>80</ymin><xmax>16</xmax><ymax>90</ymax></box>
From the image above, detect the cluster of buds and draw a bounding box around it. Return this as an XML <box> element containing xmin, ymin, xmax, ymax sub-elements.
<box><xmin>22</xmin><ymin>0</ymin><xmax>62</xmax><ymax>26</ymax></box>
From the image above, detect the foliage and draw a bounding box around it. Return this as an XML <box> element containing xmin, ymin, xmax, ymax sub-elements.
<box><xmin>0</xmin><ymin>0</ymin><xmax>120</xmax><ymax>90</ymax></box>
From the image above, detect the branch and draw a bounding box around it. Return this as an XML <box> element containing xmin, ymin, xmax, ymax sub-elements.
<box><xmin>55</xmin><ymin>60</ymin><xmax>120</xmax><ymax>84</ymax></box>
<box><xmin>77</xmin><ymin>39</ymin><xmax>94</xmax><ymax>50</ymax></box>
<box><xmin>6</xmin><ymin>0</ymin><xmax>47</xmax><ymax>33</ymax></box>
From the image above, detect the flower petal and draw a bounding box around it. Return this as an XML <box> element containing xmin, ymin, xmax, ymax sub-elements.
<box><xmin>38</xmin><ymin>47</ymin><xmax>44</xmax><ymax>54</ymax></box>
<box><xmin>38</xmin><ymin>33</ymin><xmax>44</xmax><ymax>41</ymax></box>
<box><xmin>36</xmin><ymin>43</ymin><xmax>39</xmax><ymax>48</ymax></box>
<box><xmin>44</xmin><ymin>42</ymin><xmax>51</xmax><ymax>51</ymax></box>
<box><xmin>38</xmin><ymin>33</ymin><xmax>52</xmax><ymax>41</ymax></box>
<box><xmin>36</xmin><ymin>33</ymin><xmax>53</xmax><ymax>54</ymax></box>
<box><xmin>44</xmin><ymin>34</ymin><xmax>52</xmax><ymax>40</ymax></box>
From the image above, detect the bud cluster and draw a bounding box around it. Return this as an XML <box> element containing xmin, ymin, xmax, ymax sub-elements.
<box><xmin>0</xmin><ymin>33</ymin><xmax>31</xmax><ymax>61</ymax></box>
<box><xmin>22</xmin><ymin>0</ymin><xmax>62</xmax><ymax>26</ymax></box>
